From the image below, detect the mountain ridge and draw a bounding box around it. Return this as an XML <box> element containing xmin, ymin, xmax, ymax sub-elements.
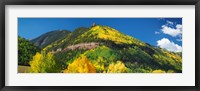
<box><xmin>31</xmin><ymin>30</ymin><xmax>71</xmax><ymax>48</ymax></box>
<box><xmin>29</xmin><ymin>24</ymin><xmax>182</xmax><ymax>73</ymax></box>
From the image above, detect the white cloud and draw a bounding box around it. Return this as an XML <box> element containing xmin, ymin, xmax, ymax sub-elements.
<box><xmin>161</xmin><ymin>24</ymin><xmax>182</xmax><ymax>37</ymax></box>
<box><xmin>176</xmin><ymin>24</ymin><xmax>182</xmax><ymax>29</ymax></box>
<box><xmin>157</xmin><ymin>38</ymin><xmax>182</xmax><ymax>52</ymax></box>
<box><xmin>155</xmin><ymin>31</ymin><xmax>160</xmax><ymax>34</ymax></box>
<box><xmin>166</xmin><ymin>20</ymin><xmax>174</xmax><ymax>25</ymax></box>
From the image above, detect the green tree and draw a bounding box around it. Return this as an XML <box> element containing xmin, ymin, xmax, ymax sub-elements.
<box><xmin>18</xmin><ymin>36</ymin><xmax>40</xmax><ymax>65</ymax></box>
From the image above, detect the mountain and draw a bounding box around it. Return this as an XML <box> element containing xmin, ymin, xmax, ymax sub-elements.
<box><xmin>42</xmin><ymin>27</ymin><xmax>90</xmax><ymax>51</ymax></box>
<box><xmin>31</xmin><ymin>30</ymin><xmax>71</xmax><ymax>48</ymax></box>
<box><xmin>26</xmin><ymin>25</ymin><xmax>182</xmax><ymax>73</ymax></box>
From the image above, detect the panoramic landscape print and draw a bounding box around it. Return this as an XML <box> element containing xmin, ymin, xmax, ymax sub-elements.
<box><xmin>18</xmin><ymin>18</ymin><xmax>182</xmax><ymax>73</ymax></box>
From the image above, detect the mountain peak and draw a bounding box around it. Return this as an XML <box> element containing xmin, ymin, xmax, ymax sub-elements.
<box><xmin>84</xmin><ymin>25</ymin><xmax>144</xmax><ymax>45</ymax></box>
<box><xmin>92</xmin><ymin>22</ymin><xmax>96</xmax><ymax>27</ymax></box>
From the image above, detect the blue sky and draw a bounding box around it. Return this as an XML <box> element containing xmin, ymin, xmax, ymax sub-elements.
<box><xmin>18</xmin><ymin>18</ymin><xmax>182</xmax><ymax>52</ymax></box>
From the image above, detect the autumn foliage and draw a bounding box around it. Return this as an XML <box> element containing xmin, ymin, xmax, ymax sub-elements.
<box><xmin>29</xmin><ymin>52</ymin><xmax>61</xmax><ymax>73</ymax></box>
<box><xmin>19</xmin><ymin>25</ymin><xmax>182</xmax><ymax>73</ymax></box>
<box><xmin>107</xmin><ymin>61</ymin><xmax>127</xmax><ymax>73</ymax></box>
<box><xmin>152</xmin><ymin>70</ymin><xmax>166</xmax><ymax>73</ymax></box>
<box><xmin>64</xmin><ymin>55</ymin><xmax>96</xmax><ymax>73</ymax></box>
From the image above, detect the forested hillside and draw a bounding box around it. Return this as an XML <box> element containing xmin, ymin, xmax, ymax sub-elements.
<box><xmin>18</xmin><ymin>25</ymin><xmax>182</xmax><ymax>73</ymax></box>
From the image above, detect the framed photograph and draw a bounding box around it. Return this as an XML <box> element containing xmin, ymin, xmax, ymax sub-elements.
<box><xmin>0</xmin><ymin>0</ymin><xmax>199</xmax><ymax>91</ymax></box>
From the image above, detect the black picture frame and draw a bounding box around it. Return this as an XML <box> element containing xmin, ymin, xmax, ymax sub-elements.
<box><xmin>0</xmin><ymin>0</ymin><xmax>199</xmax><ymax>91</ymax></box>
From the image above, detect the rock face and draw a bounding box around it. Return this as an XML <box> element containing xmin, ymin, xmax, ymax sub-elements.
<box><xmin>92</xmin><ymin>22</ymin><xmax>96</xmax><ymax>27</ymax></box>
<box><xmin>51</xmin><ymin>48</ymin><xmax>62</xmax><ymax>54</ymax></box>
<box><xmin>51</xmin><ymin>42</ymin><xmax>100</xmax><ymax>54</ymax></box>
<box><xmin>64</xmin><ymin>42</ymin><xmax>100</xmax><ymax>51</ymax></box>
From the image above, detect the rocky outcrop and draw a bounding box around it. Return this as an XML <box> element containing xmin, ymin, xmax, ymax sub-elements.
<box><xmin>63</xmin><ymin>42</ymin><xmax>100</xmax><ymax>51</ymax></box>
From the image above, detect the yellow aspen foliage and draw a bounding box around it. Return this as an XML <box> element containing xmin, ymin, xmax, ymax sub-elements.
<box><xmin>167</xmin><ymin>70</ymin><xmax>175</xmax><ymax>73</ymax></box>
<box><xmin>107</xmin><ymin>61</ymin><xmax>127</xmax><ymax>73</ymax></box>
<box><xmin>152</xmin><ymin>70</ymin><xmax>166</xmax><ymax>73</ymax></box>
<box><xmin>29</xmin><ymin>52</ymin><xmax>60</xmax><ymax>73</ymax></box>
<box><xmin>163</xmin><ymin>51</ymin><xmax>182</xmax><ymax>62</ymax></box>
<box><xmin>29</xmin><ymin>52</ymin><xmax>43</xmax><ymax>73</ymax></box>
<box><xmin>93</xmin><ymin>57</ymin><xmax>106</xmax><ymax>73</ymax></box>
<box><xmin>64</xmin><ymin>55</ymin><xmax>96</xmax><ymax>73</ymax></box>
